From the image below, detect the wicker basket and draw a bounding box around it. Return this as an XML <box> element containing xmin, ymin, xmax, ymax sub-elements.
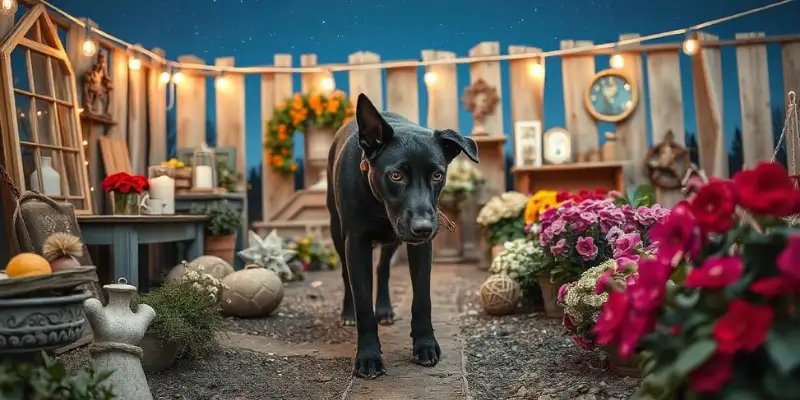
<box><xmin>0</xmin><ymin>266</ymin><xmax>98</xmax><ymax>299</ymax></box>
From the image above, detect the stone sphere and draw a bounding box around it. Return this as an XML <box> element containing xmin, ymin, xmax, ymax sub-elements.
<box><xmin>479</xmin><ymin>274</ymin><xmax>520</xmax><ymax>316</ymax></box>
<box><xmin>220</xmin><ymin>265</ymin><xmax>284</xmax><ymax>317</ymax></box>
<box><xmin>166</xmin><ymin>255</ymin><xmax>234</xmax><ymax>283</ymax></box>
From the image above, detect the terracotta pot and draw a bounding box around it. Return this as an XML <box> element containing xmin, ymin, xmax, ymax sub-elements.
<box><xmin>491</xmin><ymin>244</ymin><xmax>505</xmax><ymax>259</ymax></box>
<box><xmin>602</xmin><ymin>344</ymin><xmax>641</xmax><ymax>377</ymax></box>
<box><xmin>140</xmin><ymin>332</ymin><xmax>180</xmax><ymax>373</ymax></box>
<box><xmin>536</xmin><ymin>275</ymin><xmax>563</xmax><ymax>319</ymax></box>
<box><xmin>204</xmin><ymin>234</ymin><xmax>236</xmax><ymax>266</ymax></box>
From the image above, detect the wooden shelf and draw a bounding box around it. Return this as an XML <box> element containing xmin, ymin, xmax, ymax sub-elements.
<box><xmin>471</xmin><ymin>134</ymin><xmax>507</xmax><ymax>143</ymax></box>
<box><xmin>513</xmin><ymin>161</ymin><xmax>626</xmax><ymax>195</ymax></box>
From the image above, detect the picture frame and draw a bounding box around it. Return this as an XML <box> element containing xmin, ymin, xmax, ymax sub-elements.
<box><xmin>542</xmin><ymin>127</ymin><xmax>573</xmax><ymax>165</ymax></box>
<box><xmin>584</xmin><ymin>69</ymin><xmax>638</xmax><ymax>123</ymax></box>
<box><xmin>513</xmin><ymin>120</ymin><xmax>543</xmax><ymax>167</ymax></box>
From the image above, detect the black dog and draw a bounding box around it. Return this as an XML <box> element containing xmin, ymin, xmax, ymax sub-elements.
<box><xmin>326</xmin><ymin>93</ymin><xmax>479</xmax><ymax>379</ymax></box>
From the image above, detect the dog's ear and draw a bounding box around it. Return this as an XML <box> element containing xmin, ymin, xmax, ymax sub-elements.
<box><xmin>435</xmin><ymin>129</ymin><xmax>479</xmax><ymax>164</ymax></box>
<box><xmin>356</xmin><ymin>93</ymin><xmax>393</xmax><ymax>158</ymax></box>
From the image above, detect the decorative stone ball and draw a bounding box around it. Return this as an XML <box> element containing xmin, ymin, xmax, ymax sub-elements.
<box><xmin>166</xmin><ymin>255</ymin><xmax>234</xmax><ymax>283</ymax></box>
<box><xmin>479</xmin><ymin>274</ymin><xmax>520</xmax><ymax>316</ymax></box>
<box><xmin>220</xmin><ymin>265</ymin><xmax>284</xmax><ymax>317</ymax></box>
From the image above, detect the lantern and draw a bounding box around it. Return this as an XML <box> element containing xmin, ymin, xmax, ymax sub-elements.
<box><xmin>191</xmin><ymin>143</ymin><xmax>217</xmax><ymax>190</ymax></box>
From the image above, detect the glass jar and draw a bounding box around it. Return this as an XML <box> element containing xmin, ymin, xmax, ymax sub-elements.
<box><xmin>148</xmin><ymin>165</ymin><xmax>175</xmax><ymax>215</ymax></box>
<box><xmin>191</xmin><ymin>144</ymin><xmax>217</xmax><ymax>190</ymax></box>
<box><xmin>110</xmin><ymin>191</ymin><xmax>139</xmax><ymax>216</ymax></box>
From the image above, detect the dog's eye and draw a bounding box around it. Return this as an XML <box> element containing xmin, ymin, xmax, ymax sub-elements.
<box><xmin>389</xmin><ymin>171</ymin><xmax>404</xmax><ymax>182</ymax></box>
<box><xmin>431</xmin><ymin>172</ymin><xmax>444</xmax><ymax>182</ymax></box>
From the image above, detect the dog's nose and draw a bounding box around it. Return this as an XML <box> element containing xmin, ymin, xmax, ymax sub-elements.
<box><xmin>409</xmin><ymin>219</ymin><xmax>434</xmax><ymax>238</ymax></box>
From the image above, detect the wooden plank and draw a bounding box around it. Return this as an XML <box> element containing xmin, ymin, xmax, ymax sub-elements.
<box><xmin>348</xmin><ymin>51</ymin><xmax>383</xmax><ymax>110</ymax></box>
<box><xmin>107</xmin><ymin>47</ymin><xmax>128</xmax><ymax>143</ymax></box>
<box><xmin>98</xmin><ymin>137</ymin><xmax>132</xmax><ymax>174</ymax></box>
<box><xmin>560</xmin><ymin>40</ymin><xmax>598</xmax><ymax>154</ymax></box>
<box><xmin>735</xmin><ymin>32</ymin><xmax>774</xmax><ymax>168</ymax></box>
<box><xmin>147</xmin><ymin>48</ymin><xmax>167</xmax><ymax>166</ymax></box>
<box><xmin>616</xmin><ymin>34</ymin><xmax>649</xmax><ymax>187</ymax></box>
<box><xmin>782</xmin><ymin>41</ymin><xmax>800</xmax><ymax>176</ymax></box>
<box><xmin>300</xmin><ymin>53</ymin><xmax>323</xmax><ymax>187</ymax></box>
<box><xmin>468</xmin><ymin>42</ymin><xmax>503</xmax><ymax>136</ymax></box>
<box><xmin>214</xmin><ymin>57</ymin><xmax>246</xmax><ymax>183</ymax></box>
<box><xmin>421</xmin><ymin>50</ymin><xmax>458</xmax><ymax>130</ymax></box>
<box><xmin>261</xmin><ymin>71</ymin><xmax>275</xmax><ymax>220</ymax></box>
<box><xmin>692</xmin><ymin>32</ymin><xmax>728</xmax><ymax>178</ymax></box>
<box><xmin>264</xmin><ymin>54</ymin><xmax>295</xmax><ymax>221</ymax></box>
<box><xmin>127</xmin><ymin>44</ymin><xmax>146</xmax><ymax>176</ymax></box>
<box><xmin>176</xmin><ymin>55</ymin><xmax>207</xmax><ymax>149</ymax></box>
<box><xmin>385</xmin><ymin>64</ymin><xmax>419</xmax><ymax>123</ymax></box>
<box><xmin>647</xmin><ymin>50</ymin><xmax>686</xmax><ymax>207</ymax></box>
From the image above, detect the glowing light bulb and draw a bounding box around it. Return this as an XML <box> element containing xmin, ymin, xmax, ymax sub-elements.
<box><xmin>610</xmin><ymin>54</ymin><xmax>625</xmax><ymax>69</ymax></box>
<box><xmin>1</xmin><ymin>0</ymin><xmax>17</xmax><ymax>14</ymax></box>
<box><xmin>82</xmin><ymin>140</ymin><xmax>88</xmax><ymax>146</ymax></box>
<box><xmin>159</xmin><ymin>71</ymin><xmax>171</xmax><ymax>84</ymax></box>
<box><xmin>682</xmin><ymin>38</ymin><xmax>699</xmax><ymax>56</ymax></box>
<box><xmin>215</xmin><ymin>75</ymin><xmax>229</xmax><ymax>90</ymax></box>
<box><xmin>81</xmin><ymin>40</ymin><xmax>97</xmax><ymax>57</ymax></box>
<box><xmin>90</xmin><ymin>187</ymin><xmax>95</xmax><ymax>192</ymax></box>
<box><xmin>424</xmin><ymin>71</ymin><xmax>437</xmax><ymax>85</ymax></box>
<box><xmin>320</xmin><ymin>76</ymin><xmax>335</xmax><ymax>92</ymax></box>
<box><xmin>128</xmin><ymin>56</ymin><xmax>142</xmax><ymax>70</ymax></box>
<box><xmin>529</xmin><ymin>61</ymin><xmax>544</xmax><ymax>79</ymax></box>
<box><xmin>172</xmin><ymin>71</ymin><xmax>185</xmax><ymax>85</ymax></box>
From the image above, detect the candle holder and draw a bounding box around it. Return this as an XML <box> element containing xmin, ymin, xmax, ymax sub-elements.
<box><xmin>191</xmin><ymin>144</ymin><xmax>217</xmax><ymax>191</ymax></box>
<box><xmin>148</xmin><ymin>165</ymin><xmax>175</xmax><ymax>215</ymax></box>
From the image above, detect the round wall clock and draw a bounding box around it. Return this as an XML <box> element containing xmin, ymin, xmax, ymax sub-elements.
<box><xmin>584</xmin><ymin>69</ymin><xmax>638</xmax><ymax>123</ymax></box>
<box><xmin>542</xmin><ymin>127</ymin><xmax>572</xmax><ymax>165</ymax></box>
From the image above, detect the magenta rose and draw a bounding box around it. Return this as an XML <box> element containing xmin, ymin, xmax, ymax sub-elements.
<box><xmin>576</xmin><ymin>236</ymin><xmax>599</xmax><ymax>260</ymax></box>
<box><xmin>549</xmin><ymin>238</ymin><xmax>567</xmax><ymax>256</ymax></box>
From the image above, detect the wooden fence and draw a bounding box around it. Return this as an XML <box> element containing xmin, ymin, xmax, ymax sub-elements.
<box><xmin>31</xmin><ymin>2</ymin><xmax>800</xmax><ymax>219</ymax></box>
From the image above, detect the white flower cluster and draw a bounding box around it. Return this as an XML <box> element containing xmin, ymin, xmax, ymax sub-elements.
<box><xmin>489</xmin><ymin>238</ymin><xmax>543</xmax><ymax>279</ymax></box>
<box><xmin>181</xmin><ymin>267</ymin><xmax>229</xmax><ymax>302</ymax></box>
<box><xmin>562</xmin><ymin>259</ymin><xmax>622</xmax><ymax>325</ymax></box>
<box><xmin>444</xmin><ymin>156</ymin><xmax>484</xmax><ymax>194</ymax></box>
<box><xmin>476</xmin><ymin>191</ymin><xmax>529</xmax><ymax>227</ymax></box>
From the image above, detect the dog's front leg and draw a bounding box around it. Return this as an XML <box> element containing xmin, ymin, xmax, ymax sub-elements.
<box><xmin>346</xmin><ymin>235</ymin><xmax>385</xmax><ymax>379</ymax></box>
<box><xmin>406</xmin><ymin>241</ymin><xmax>441</xmax><ymax>367</ymax></box>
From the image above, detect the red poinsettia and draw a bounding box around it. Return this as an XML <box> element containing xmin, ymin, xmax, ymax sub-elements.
<box><xmin>101</xmin><ymin>172</ymin><xmax>149</xmax><ymax>194</ymax></box>
<box><xmin>712</xmin><ymin>299</ymin><xmax>774</xmax><ymax>354</ymax></box>
<box><xmin>689</xmin><ymin>180</ymin><xmax>737</xmax><ymax>234</ymax></box>
<box><xmin>750</xmin><ymin>235</ymin><xmax>800</xmax><ymax>297</ymax></box>
<box><xmin>732</xmin><ymin>161</ymin><xmax>800</xmax><ymax>217</ymax></box>
<box><xmin>685</xmin><ymin>256</ymin><xmax>743</xmax><ymax>289</ymax></box>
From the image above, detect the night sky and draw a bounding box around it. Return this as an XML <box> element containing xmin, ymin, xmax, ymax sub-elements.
<box><xmin>49</xmin><ymin>0</ymin><xmax>800</xmax><ymax>170</ymax></box>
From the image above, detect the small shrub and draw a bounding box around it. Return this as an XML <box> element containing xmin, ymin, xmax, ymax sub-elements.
<box><xmin>0</xmin><ymin>352</ymin><xmax>114</xmax><ymax>400</ymax></box>
<box><xmin>191</xmin><ymin>200</ymin><xmax>242</xmax><ymax>237</ymax></box>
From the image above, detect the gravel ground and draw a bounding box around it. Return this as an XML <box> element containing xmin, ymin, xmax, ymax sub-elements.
<box><xmin>461</xmin><ymin>311</ymin><xmax>640</xmax><ymax>400</ymax></box>
<box><xmin>59</xmin><ymin>346</ymin><xmax>353</xmax><ymax>400</ymax></box>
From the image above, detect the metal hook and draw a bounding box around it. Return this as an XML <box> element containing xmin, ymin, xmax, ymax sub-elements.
<box><xmin>117</xmin><ymin>277</ymin><xmax>128</xmax><ymax>285</ymax></box>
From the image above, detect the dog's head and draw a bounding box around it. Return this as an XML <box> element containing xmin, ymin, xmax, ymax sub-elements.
<box><xmin>356</xmin><ymin>94</ymin><xmax>479</xmax><ymax>243</ymax></box>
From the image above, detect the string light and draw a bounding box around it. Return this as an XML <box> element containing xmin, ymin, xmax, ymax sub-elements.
<box><xmin>215</xmin><ymin>73</ymin><xmax>229</xmax><ymax>90</ymax></box>
<box><xmin>320</xmin><ymin>75</ymin><xmax>335</xmax><ymax>92</ymax></box>
<box><xmin>81</xmin><ymin>25</ymin><xmax>97</xmax><ymax>57</ymax></box>
<box><xmin>159</xmin><ymin>71</ymin><xmax>171</xmax><ymax>84</ymax></box>
<box><xmin>82</xmin><ymin>140</ymin><xmax>88</xmax><ymax>146</ymax></box>
<box><xmin>128</xmin><ymin>55</ymin><xmax>142</xmax><ymax>70</ymax></box>
<box><xmin>682</xmin><ymin>33</ymin><xmax>700</xmax><ymax>56</ymax></box>
<box><xmin>424</xmin><ymin>71</ymin><xmax>437</xmax><ymax>85</ymax></box>
<box><xmin>610</xmin><ymin>54</ymin><xmax>625</xmax><ymax>69</ymax></box>
<box><xmin>1</xmin><ymin>0</ymin><xmax>17</xmax><ymax>14</ymax></box>
<box><xmin>172</xmin><ymin>71</ymin><xmax>185</xmax><ymax>85</ymax></box>
<box><xmin>528</xmin><ymin>57</ymin><xmax>544</xmax><ymax>79</ymax></box>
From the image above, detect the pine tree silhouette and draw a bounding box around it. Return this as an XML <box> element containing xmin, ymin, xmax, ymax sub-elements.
<box><xmin>247</xmin><ymin>165</ymin><xmax>263</xmax><ymax>222</ymax></box>
<box><xmin>685</xmin><ymin>131</ymin><xmax>699</xmax><ymax>165</ymax></box>
<box><xmin>729</xmin><ymin>127</ymin><xmax>744</xmax><ymax>177</ymax></box>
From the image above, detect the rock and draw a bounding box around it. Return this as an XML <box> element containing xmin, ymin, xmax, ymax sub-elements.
<box><xmin>220</xmin><ymin>265</ymin><xmax>284</xmax><ymax>317</ymax></box>
<box><xmin>166</xmin><ymin>256</ymin><xmax>234</xmax><ymax>283</ymax></box>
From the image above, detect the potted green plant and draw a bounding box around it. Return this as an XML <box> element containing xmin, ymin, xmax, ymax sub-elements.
<box><xmin>133</xmin><ymin>274</ymin><xmax>225</xmax><ymax>373</ymax></box>
<box><xmin>488</xmin><ymin>237</ymin><xmax>546</xmax><ymax>307</ymax></box>
<box><xmin>285</xmin><ymin>233</ymin><xmax>339</xmax><ymax>272</ymax></box>
<box><xmin>216</xmin><ymin>160</ymin><xmax>242</xmax><ymax>193</ymax></box>
<box><xmin>193</xmin><ymin>200</ymin><xmax>242</xmax><ymax>265</ymax></box>
<box><xmin>0</xmin><ymin>352</ymin><xmax>114</xmax><ymax>399</ymax></box>
<box><xmin>476</xmin><ymin>192</ymin><xmax>529</xmax><ymax>265</ymax></box>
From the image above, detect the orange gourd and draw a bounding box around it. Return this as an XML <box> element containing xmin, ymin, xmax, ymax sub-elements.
<box><xmin>5</xmin><ymin>253</ymin><xmax>52</xmax><ymax>278</ymax></box>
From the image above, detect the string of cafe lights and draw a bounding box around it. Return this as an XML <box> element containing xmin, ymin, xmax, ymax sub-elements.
<box><xmin>1</xmin><ymin>0</ymin><xmax>796</xmax><ymax>91</ymax></box>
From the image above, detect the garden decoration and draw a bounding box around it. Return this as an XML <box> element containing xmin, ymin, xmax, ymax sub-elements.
<box><xmin>238</xmin><ymin>229</ymin><xmax>296</xmax><ymax>280</ymax></box>
<box><xmin>42</xmin><ymin>233</ymin><xmax>83</xmax><ymax>272</ymax></box>
<box><xmin>166</xmin><ymin>256</ymin><xmax>234</xmax><ymax>283</ymax></box>
<box><xmin>476</xmin><ymin>191</ymin><xmax>529</xmax><ymax>253</ymax></box>
<box><xmin>134</xmin><ymin>275</ymin><xmax>225</xmax><ymax>372</ymax></box>
<box><xmin>489</xmin><ymin>238</ymin><xmax>545</xmax><ymax>304</ymax></box>
<box><xmin>479</xmin><ymin>274</ymin><xmax>521</xmax><ymax>316</ymax></box>
<box><xmin>0</xmin><ymin>353</ymin><xmax>114</xmax><ymax>399</ymax></box>
<box><xmin>595</xmin><ymin>161</ymin><xmax>800</xmax><ymax>399</ymax></box>
<box><xmin>192</xmin><ymin>201</ymin><xmax>242</xmax><ymax>265</ymax></box>
<box><xmin>461</xmin><ymin>77</ymin><xmax>500</xmax><ymax>135</ymax></box>
<box><xmin>85</xmin><ymin>278</ymin><xmax>155</xmax><ymax>400</ymax></box>
<box><xmin>220</xmin><ymin>264</ymin><xmax>285</xmax><ymax>317</ymax></box>
<box><xmin>645</xmin><ymin>130</ymin><xmax>691</xmax><ymax>190</ymax></box>
<box><xmin>265</xmin><ymin>91</ymin><xmax>354</xmax><ymax>175</ymax></box>
<box><xmin>101</xmin><ymin>172</ymin><xmax>149</xmax><ymax>215</ymax></box>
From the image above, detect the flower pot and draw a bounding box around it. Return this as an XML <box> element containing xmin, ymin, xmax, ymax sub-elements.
<box><xmin>204</xmin><ymin>234</ymin><xmax>237</xmax><ymax>266</ymax></box>
<box><xmin>140</xmin><ymin>331</ymin><xmax>180</xmax><ymax>373</ymax></box>
<box><xmin>0</xmin><ymin>290</ymin><xmax>92</xmax><ymax>355</ymax></box>
<box><xmin>491</xmin><ymin>244</ymin><xmax>505</xmax><ymax>259</ymax></box>
<box><xmin>602</xmin><ymin>343</ymin><xmax>641</xmax><ymax>377</ymax></box>
<box><xmin>433</xmin><ymin>202</ymin><xmax>463</xmax><ymax>263</ymax></box>
<box><xmin>536</xmin><ymin>275</ymin><xmax>563</xmax><ymax>319</ymax></box>
<box><xmin>110</xmin><ymin>192</ymin><xmax>140</xmax><ymax>215</ymax></box>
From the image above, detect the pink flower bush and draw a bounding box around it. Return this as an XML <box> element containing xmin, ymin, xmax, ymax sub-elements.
<box><xmin>538</xmin><ymin>197</ymin><xmax>669</xmax><ymax>283</ymax></box>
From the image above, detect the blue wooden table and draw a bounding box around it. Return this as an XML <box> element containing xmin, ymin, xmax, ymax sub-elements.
<box><xmin>77</xmin><ymin>215</ymin><xmax>209</xmax><ymax>288</ymax></box>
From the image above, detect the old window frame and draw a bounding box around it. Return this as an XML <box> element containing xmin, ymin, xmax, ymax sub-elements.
<box><xmin>0</xmin><ymin>5</ymin><xmax>92</xmax><ymax>214</ymax></box>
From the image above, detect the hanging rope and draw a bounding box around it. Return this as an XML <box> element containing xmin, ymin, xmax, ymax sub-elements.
<box><xmin>0</xmin><ymin>163</ymin><xmax>20</xmax><ymax>200</ymax></box>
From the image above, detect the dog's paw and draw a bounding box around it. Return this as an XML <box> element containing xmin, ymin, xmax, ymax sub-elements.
<box><xmin>353</xmin><ymin>347</ymin><xmax>386</xmax><ymax>379</ymax></box>
<box><xmin>375</xmin><ymin>307</ymin><xmax>395</xmax><ymax>326</ymax></box>
<box><xmin>412</xmin><ymin>336</ymin><xmax>441</xmax><ymax>367</ymax></box>
<box><xmin>340</xmin><ymin>309</ymin><xmax>356</xmax><ymax>327</ymax></box>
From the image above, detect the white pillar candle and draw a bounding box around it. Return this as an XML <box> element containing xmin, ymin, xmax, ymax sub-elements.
<box><xmin>148</xmin><ymin>175</ymin><xmax>175</xmax><ymax>214</ymax></box>
<box><xmin>193</xmin><ymin>165</ymin><xmax>213</xmax><ymax>189</ymax></box>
